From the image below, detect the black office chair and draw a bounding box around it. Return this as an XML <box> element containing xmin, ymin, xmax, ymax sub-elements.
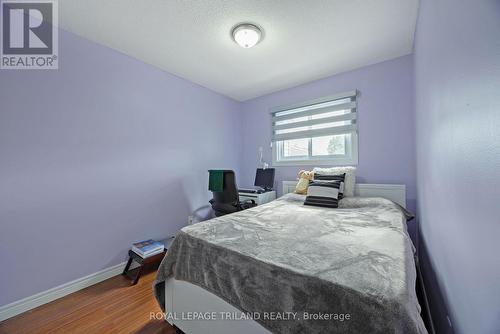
<box><xmin>209</xmin><ymin>170</ymin><xmax>257</xmax><ymax>217</ymax></box>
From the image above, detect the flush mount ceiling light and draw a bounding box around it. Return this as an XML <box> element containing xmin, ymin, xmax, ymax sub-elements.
<box><xmin>232</xmin><ymin>23</ymin><xmax>262</xmax><ymax>48</ymax></box>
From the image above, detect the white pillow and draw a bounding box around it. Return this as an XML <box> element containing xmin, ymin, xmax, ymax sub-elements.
<box><xmin>313</xmin><ymin>166</ymin><xmax>356</xmax><ymax>197</ymax></box>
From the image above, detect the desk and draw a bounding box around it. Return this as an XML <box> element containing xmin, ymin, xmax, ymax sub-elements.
<box><xmin>238</xmin><ymin>190</ymin><xmax>276</xmax><ymax>205</ymax></box>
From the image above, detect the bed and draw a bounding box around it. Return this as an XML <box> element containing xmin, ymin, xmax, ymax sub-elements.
<box><xmin>153</xmin><ymin>183</ymin><xmax>427</xmax><ymax>334</ymax></box>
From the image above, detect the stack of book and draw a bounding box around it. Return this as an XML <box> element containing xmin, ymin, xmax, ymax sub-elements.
<box><xmin>132</xmin><ymin>239</ymin><xmax>165</xmax><ymax>258</ymax></box>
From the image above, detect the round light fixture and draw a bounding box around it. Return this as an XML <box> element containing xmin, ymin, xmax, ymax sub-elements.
<box><xmin>232</xmin><ymin>23</ymin><xmax>262</xmax><ymax>48</ymax></box>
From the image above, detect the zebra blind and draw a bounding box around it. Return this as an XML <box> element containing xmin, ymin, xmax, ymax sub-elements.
<box><xmin>271</xmin><ymin>90</ymin><xmax>357</xmax><ymax>142</ymax></box>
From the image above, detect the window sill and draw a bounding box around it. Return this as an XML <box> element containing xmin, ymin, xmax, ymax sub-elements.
<box><xmin>272</xmin><ymin>157</ymin><xmax>358</xmax><ymax>167</ymax></box>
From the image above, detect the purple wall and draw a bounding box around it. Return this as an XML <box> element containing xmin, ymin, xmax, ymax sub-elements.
<box><xmin>0</xmin><ymin>30</ymin><xmax>241</xmax><ymax>306</ymax></box>
<box><xmin>6</xmin><ymin>9</ymin><xmax>497</xmax><ymax>334</ymax></box>
<box><xmin>414</xmin><ymin>1</ymin><xmax>500</xmax><ymax>334</ymax></box>
<box><xmin>240</xmin><ymin>55</ymin><xmax>416</xmax><ymax>212</ymax></box>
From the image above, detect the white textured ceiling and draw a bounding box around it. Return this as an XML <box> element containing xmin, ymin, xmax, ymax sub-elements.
<box><xmin>59</xmin><ymin>0</ymin><xmax>419</xmax><ymax>101</ymax></box>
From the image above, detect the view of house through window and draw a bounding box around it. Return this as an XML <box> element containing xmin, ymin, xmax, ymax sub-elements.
<box><xmin>281</xmin><ymin>134</ymin><xmax>347</xmax><ymax>158</ymax></box>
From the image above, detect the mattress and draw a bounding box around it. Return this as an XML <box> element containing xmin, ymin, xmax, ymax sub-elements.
<box><xmin>154</xmin><ymin>193</ymin><xmax>427</xmax><ymax>334</ymax></box>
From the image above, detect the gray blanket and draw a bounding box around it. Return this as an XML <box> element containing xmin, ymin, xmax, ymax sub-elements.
<box><xmin>154</xmin><ymin>194</ymin><xmax>427</xmax><ymax>334</ymax></box>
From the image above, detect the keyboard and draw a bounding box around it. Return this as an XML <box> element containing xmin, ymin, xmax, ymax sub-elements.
<box><xmin>239</xmin><ymin>189</ymin><xmax>258</xmax><ymax>194</ymax></box>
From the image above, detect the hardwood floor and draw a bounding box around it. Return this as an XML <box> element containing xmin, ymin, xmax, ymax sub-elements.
<box><xmin>0</xmin><ymin>265</ymin><xmax>176</xmax><ymax>334</ymax></box>
<box><xmin>0</xmin><ymin>262</ymin><xmax>433</xmax><ymax>334</ymax></box>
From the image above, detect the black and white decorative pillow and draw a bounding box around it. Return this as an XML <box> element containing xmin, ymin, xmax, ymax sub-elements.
<box><xmin>313</xmin><ymin>167</ymin><xmax>356</xmax><ymax>197</ymax></box>
<box><xmin>304</xmin><ymin>180</ymin><xmax>341</xmax><ymax>208</ymax></box>
<box><xmin>313</xmin><ymin>173</ymin><xmax>346</xmax><ymax>199</ymax></box>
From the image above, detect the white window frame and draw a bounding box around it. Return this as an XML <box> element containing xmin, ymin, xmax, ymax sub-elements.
<box><xmin>271</xmin><ymin>91</ymin><xmax>359</xmax><ymax>167</ymax></box>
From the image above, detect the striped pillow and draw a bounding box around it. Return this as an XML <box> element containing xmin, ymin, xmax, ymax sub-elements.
<box><xmin>313</xmin><ymin>173</ymin><xmax>346</xmax><ymax>199</ymax></box>
<box><xmin>313</xmin><ymin>167</ymin><xmax>356</xmax><ymax>197</ymax></box>
<box><xmin>304</xmin><ymin>180</ymin><xmax>341</xmax><ymax>208</ymax></box>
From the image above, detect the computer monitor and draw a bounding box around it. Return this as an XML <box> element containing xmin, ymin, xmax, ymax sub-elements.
<box><xmin>254</xmin><ymin>168</ymin><xmax>275</xmax><ymax>191</ymax></box>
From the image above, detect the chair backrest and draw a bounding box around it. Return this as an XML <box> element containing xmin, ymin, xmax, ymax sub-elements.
<box><xmin>211</xmin><ymin>170</ymin><xmax>239</xmax><ymax>205</ymax></box>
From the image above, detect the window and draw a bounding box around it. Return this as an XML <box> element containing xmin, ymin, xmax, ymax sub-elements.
<box><xmin>271</xmin><ymin>90</ymin><xmax>358</xmax><ymax>166</ymax></box>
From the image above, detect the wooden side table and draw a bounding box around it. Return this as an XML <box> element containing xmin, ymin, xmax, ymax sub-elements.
<box><xmin>122</xmin><ymin>249</ymin><xmax>167</xmax><ymax>285</ymax></box>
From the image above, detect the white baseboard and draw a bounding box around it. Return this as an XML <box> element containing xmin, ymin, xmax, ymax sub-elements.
<box><xmin>0</xmin><ymin>261</ymin><xmax>140</xmax><ymax>322</ymax></box>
